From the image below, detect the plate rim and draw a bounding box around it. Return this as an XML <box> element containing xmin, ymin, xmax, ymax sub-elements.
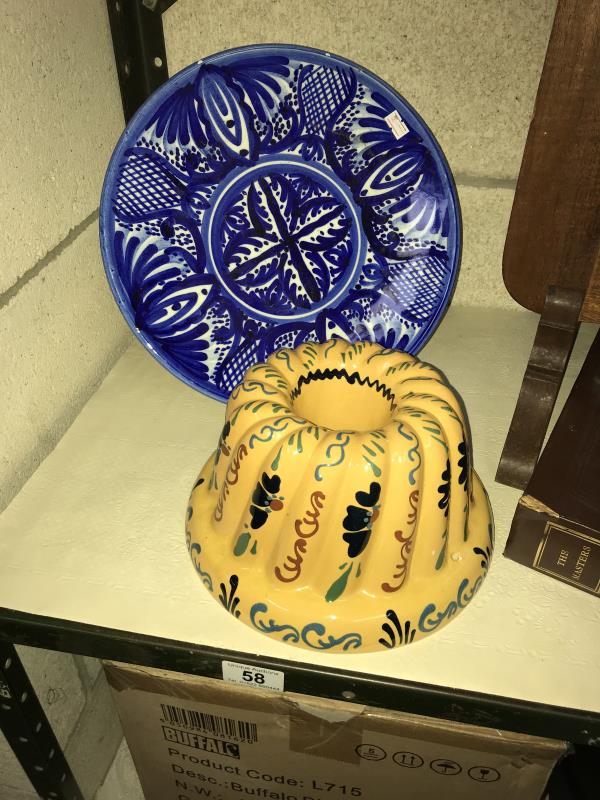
<box><xmin>99</xmin><ymin>42</ymin><xmax>462</xmax><ymax>402</ymax></box>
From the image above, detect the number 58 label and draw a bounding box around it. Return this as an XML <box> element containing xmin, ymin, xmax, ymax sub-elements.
<box><xmin>222</xmin><ymin>660</ymin><xmax>284</xmax><ymax>692</ymax></box>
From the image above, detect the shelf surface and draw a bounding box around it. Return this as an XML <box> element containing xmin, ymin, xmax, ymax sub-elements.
<box><xmin>1</xmin><ymin>307</ymin><xmax>598</xmax><ymax>717</ymax></box>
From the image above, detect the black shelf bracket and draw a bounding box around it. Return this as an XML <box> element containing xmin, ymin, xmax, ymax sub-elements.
<box><xmin>106</xmin><ymin>0</ymin><xmax>178</xmax><ymax>123</ymax></box>
<box><xmin>0</xmin><ymin>642</ymin><xmax>84</xmax><ymax>800</ymax></box>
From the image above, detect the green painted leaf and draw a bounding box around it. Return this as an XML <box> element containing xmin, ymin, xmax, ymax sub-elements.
<box><xmin>325</xmin><ymin>564</ymin><xmax>353</xmax><ymax>603</ymax></box>
<box><xmin>271</xmin><ymin>446</ymin><xmax>283</xmax><ymax>471</ymax></box>
<box><xmin>233</xmin><ymin>532</ymin><xmax>251</xmax><ymax>557</ymax></box>
<box><xmin>435</xmin><ymin>533</ymin><xmax>448</xmax><ymax>570</ymax></box>
<box><xmin>362</xmin><ymin>456</ymin><xmax>382</xmax><ymax>477</ymax></box>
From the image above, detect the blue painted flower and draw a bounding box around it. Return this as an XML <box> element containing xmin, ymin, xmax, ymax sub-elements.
<box><xmin>358</xmin><ymin>91</ymin><xmax>421</xmax><ymax>160</ymax></box>
<box><xmin>228</xmin><ymin>56</ymin><xmax>290</xmax><ymax>113</ymax></box>
<box><xmin>195</xmin><ymin>65</ymin><xmax>258</xmax><ymax>162</ymax></box>
<box><xmin>221</xmin><ymin>172</ymin><xmax>354</xmax><ymax>312</ymax></box>
<box><xmin>342</xmin><ymin>482</ymin><xmax>382</xmax><ymax>557</ymax></box>
<box><xmin>150</xmin><ymin>82</ymin><xmax>207</xmax><ymax>148</ymax></box>
<box><xmin>249</xmin><ymin>472</ymin><xmax>283</xmax><ymax>529</ymax></box>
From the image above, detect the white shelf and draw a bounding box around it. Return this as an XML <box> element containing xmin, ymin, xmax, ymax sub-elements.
<box><xmin>1</xmin><ymin>306</ymin><xmax>598</xmax><ymax>714</ymax></box>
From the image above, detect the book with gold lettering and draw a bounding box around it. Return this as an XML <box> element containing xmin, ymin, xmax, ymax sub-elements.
<box><xmin>504</xmin><ymin>331</ymin><xmax>600</xmax><ymax>596</ymax></box>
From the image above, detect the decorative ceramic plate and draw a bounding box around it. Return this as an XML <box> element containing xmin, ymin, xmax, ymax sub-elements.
<box><xmin>100</xmin><ymin>44</ymin><xmax>461</xmax><ymax>401</ymax></box>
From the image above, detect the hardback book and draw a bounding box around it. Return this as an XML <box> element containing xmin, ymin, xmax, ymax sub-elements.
<box><xmin>504</xmin><ymin>330</ymin><xmax>600</xmax><ymax>596</ymax></box>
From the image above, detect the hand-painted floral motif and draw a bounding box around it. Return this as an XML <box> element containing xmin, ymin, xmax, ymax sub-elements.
<box><xmin>437</xmin><ymin>460</ymin><xmax>451</xmax><ymax>516</ymax></box>
<box><xmin>101</xmin><ymin>45</ymin><xmax>460</xmax><ymax>400</ymax></box>
<box><xmin>214</xmin><ymin>443</ymin><xmax>249</xmax><ymax>520</ymax></box>
<box><xmin>473</xmin><ymin>544</ymin><xmax>491</xmax><ymax>571</ymax></box>
<box><xmin>185</xmin><ymin>340</ymin><xmax>494</xmax><ymax>653</ymax></box>
<box><xmin>418</xmin><ymin>575</ymin><xmax>482</xmax><ymax>633</ymax></box>
<box><xmin>249</xmin><ymin>472</ymin><xmax>283</xmax><ymax>529</ymax></box>
<box><xmin>250</xmin><ymin>602</ymin><xmax>362</xmax><ymax>651</ymax></box>
<box><xmin>274</xmin><ymin>491</ymin><xmax>325</xmax><ymax>583</ymax></box>
<box><xmin>189</xmin><ymin>543</ymin><xmax>213</xmax><ymax>591</ymax></box>
<box><xmin>342</xmin><ymin>481</ymin><xmax>381</xmax><ymax>557</ymax></box>
<box><xmin>219</xmin><ymin>574</ymin><xmax>241</xmax><ymax>617</ymax></box>
<box><xmin>185</xmin><ymin>505</ymin><xmax>193</xmax><ymax>549</ymax></box>
<box><xmin>214</xmin><ymin>169</ymin><xmax>357</xmax><ymax>316</ymax></box>
<box><xmin>382</xmin><ymin>489</ymin><xmax>419</xmax><ymax>593</ymax></box>
<box><xmin>458</xmin><ymin>441</ymin><xmax>469</xmax><ymax>489</ymax></box>
<box><xmin>218</xmin><ymin>421</ymin><xmax>231</xmax><ymax>456</ymax></box>
<box><xmin>378</xmin><ymin>609</ymin><xmax>416</xmax><ymax>648</ymax></box>
<box><xmin>232</xmin><ymin>472</ymin><xmax>284</xmax><ymax>557</ymax></box>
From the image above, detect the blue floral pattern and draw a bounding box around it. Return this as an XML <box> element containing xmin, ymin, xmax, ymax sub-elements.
<box><xmin>100</xmin><ymin>45</ymin><xmax>460</xmax><ymax>400</ymax></box>
<box><xmin>212</xmin><ymin>167</ymin><xmax>359</xmax><ymax>316</ymax></box>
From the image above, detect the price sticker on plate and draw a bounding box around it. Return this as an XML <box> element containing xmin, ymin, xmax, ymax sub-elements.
<box><xmin>385</xmin><ymin>109</ymin><xmax>410</xmax><ymax>140</ymax></box>
<box><xmin>222</xmin><ymin>660</ymin><xmax>284</xmax><ymax>692</ymax></box>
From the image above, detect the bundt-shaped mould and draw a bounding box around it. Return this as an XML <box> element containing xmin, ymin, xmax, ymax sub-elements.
<box><xmin>186</xmin><ymin>339</ymin><xmax>493</xmax><ymax>653</ymax></box>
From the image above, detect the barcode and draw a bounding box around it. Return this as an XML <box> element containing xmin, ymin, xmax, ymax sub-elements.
<box><xmin>160</xmin><ymin>704</ymin><xmax>257</xmax><ymax>743</ymax></box>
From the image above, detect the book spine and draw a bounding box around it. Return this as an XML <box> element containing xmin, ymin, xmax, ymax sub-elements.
<box><xmin>504</xmin><ymin>503</ymin><xmax>600</xmax><ymax>596</ymax></box>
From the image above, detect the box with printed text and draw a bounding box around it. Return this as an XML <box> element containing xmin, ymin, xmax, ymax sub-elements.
<box><xmin>103</xmin><ymin>662</ymin><xmax>566</xmax><ymax>800</ymax></box>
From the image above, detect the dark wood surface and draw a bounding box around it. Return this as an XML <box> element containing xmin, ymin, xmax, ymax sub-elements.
<box><xmin>504</xmin><ymin>329</ymin><xmax>600</xmax><ymax>596</ymax></box>
<box><xmin>502</xmin><ymin>0</ymin><xmax>600</xmax><ymax>322</ymax></box>
<box><xmin>582</xmin><ymin>247</ymin><xmax>600</xmax><ymax>323</ymax></box>
<box><xmin>495</xmin><ymin>286</ymin><xmax>582</xmax><ymax>489</ymax></box>
<box><xmin>525</xmin><ymin>329</ymin><xmax>600</xmax><ymax>534</ymax></box>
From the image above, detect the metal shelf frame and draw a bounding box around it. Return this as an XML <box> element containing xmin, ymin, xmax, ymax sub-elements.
<box><xmin>2</xmin><ymin>607</ymin><xmax>599</xmax><ymax>746</ymax></box>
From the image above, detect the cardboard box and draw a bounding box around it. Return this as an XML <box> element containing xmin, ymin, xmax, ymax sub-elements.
<box><xmin>104</xmin><ymin>662</ymin><xmax>566</xmax><ymax>800</ymax></box>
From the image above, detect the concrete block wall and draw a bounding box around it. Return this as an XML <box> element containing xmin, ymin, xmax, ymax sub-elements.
<box><xmin>163</xmin><ymin>0</ymin><xmax>557</xmax><ymax>310</ymax></box>
<box><xmin>0</xmin><ymin>0</ymin><xmax>131</xmax><ymax>512</ymax></box>
<box><xmin>0</xmin><ymin>1</ymin><xmax>130</xmax><ymax>797</ymax></box>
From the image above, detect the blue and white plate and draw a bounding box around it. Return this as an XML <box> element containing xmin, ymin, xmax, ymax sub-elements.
<box><xmin>100</xmin><ymin>44</ymin><xmax>461</xmax><ymax>401</ymax></box>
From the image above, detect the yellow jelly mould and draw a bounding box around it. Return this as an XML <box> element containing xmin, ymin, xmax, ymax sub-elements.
<box><xmin>186</xmin><ymin>340</ymin><xmax>493</xmax><ymax>654</ymax></box>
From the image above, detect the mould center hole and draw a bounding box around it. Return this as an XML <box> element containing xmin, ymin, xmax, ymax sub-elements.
<box><xmin>292</xmin><ymin>372</ymin><xmax>394</xmax><ymax>431</ymax></box>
